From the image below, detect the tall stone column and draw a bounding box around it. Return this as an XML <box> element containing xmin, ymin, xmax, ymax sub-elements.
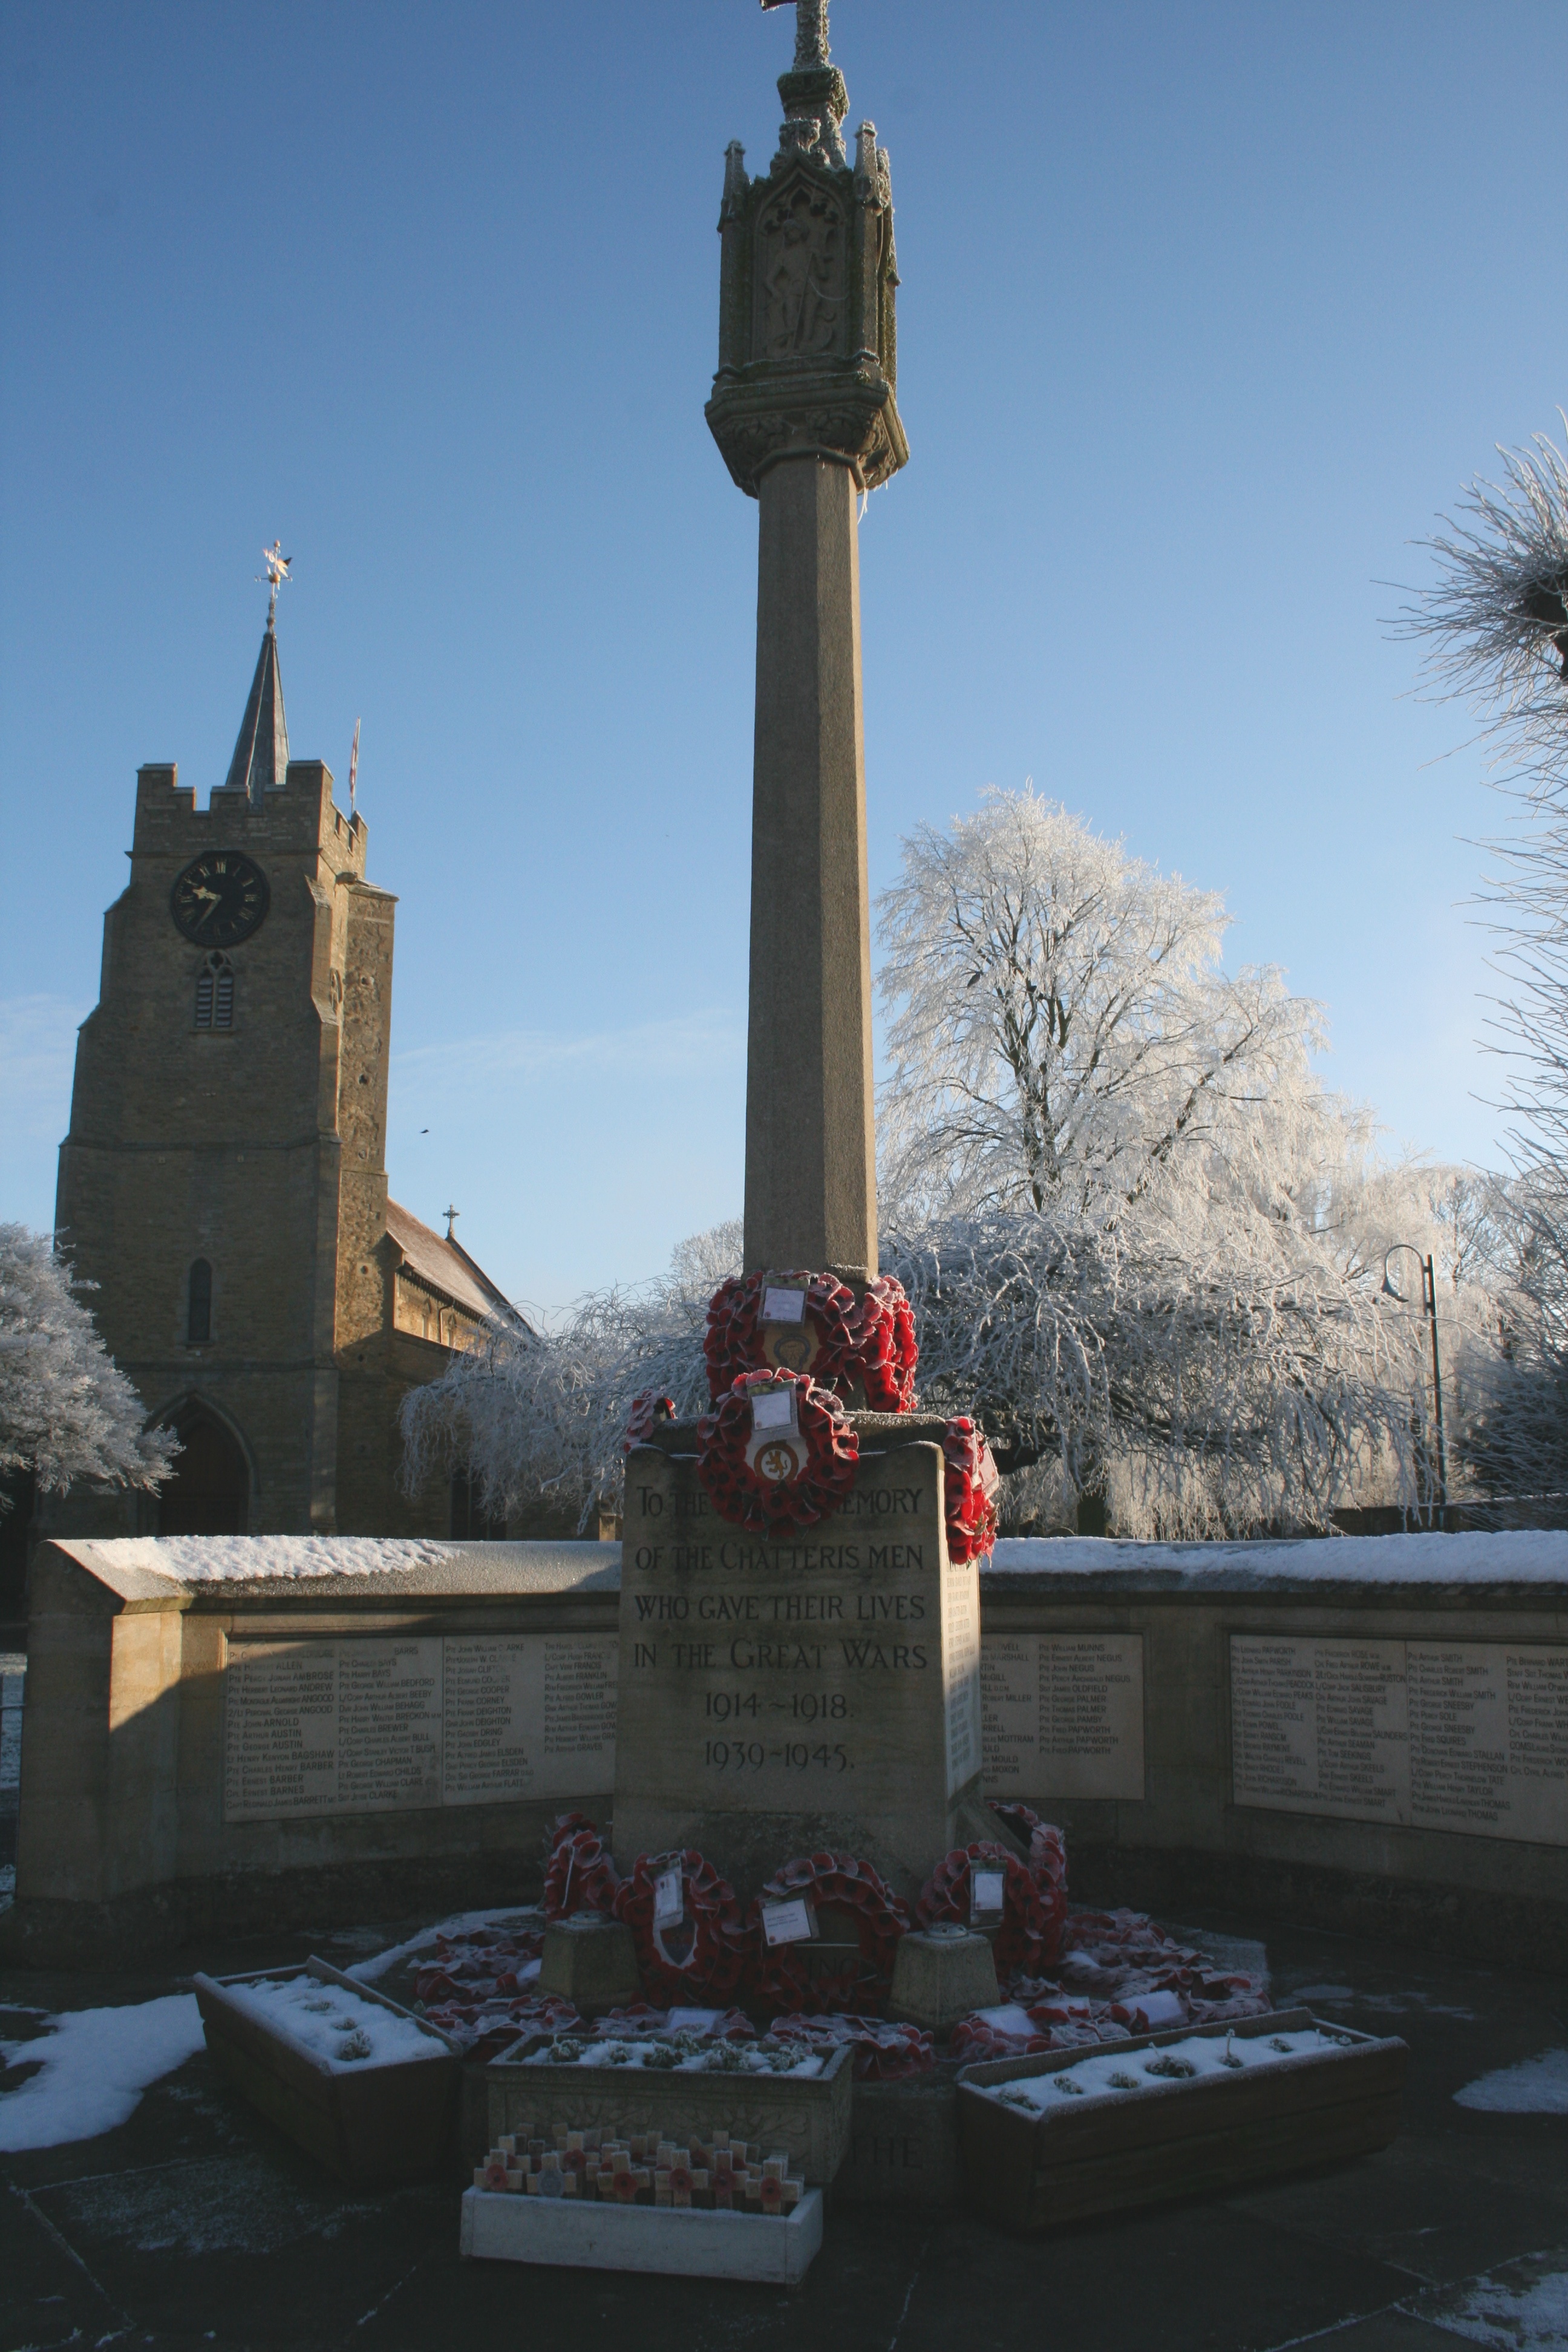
<box><xmin>705</xmin><ymin>0</ymin><xmax>909</xmax><ymax>1285</ymax></box>
<box><xmin>745</xmin><ymin>452</ymin><xmax>875</xmax><ymax>1280</ymax></box>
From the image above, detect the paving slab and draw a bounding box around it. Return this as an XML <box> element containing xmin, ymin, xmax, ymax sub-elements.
<box><xmin>2</xmin><ymin>1907</ymin><xmax>1564</xmax><ymax>2352</ymax></box>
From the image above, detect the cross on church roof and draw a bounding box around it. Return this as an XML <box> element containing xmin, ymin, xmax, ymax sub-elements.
<box><xmin>760</xmin><ymin>0</ymin><xmax>830</xmax><ymax>70</ymax></box>
<box><xmin>444</xmin><ymin>1204</ymin><xmax>460</xmax><ymax>1240</ymax></box>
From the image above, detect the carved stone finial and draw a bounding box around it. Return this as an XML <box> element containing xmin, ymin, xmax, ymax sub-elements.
<box><xmin>713</xmin><ymin>0</ymin><xmax>906</xmax><ymax>497</ymax></box>
<box><xmin>794</xmin><ymin>0</ymin><xmax>829</xmax><ymax>68</ymax></box>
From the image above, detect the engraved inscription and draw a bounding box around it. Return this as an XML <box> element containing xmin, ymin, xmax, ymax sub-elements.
<box><xmin>614</xmin><ymin>1445</ymin><xmax>982</xmax><ymax>1836</ymax></box>
<box><xmin>223</xmin><ymin>1633</ymin><xmax>617</xmax><ymax>1823</ymax></box>
<box><xmin>1230</xmin><ymin>1635</ymin><xmax>1567</xmax><ymax>1846</ymax></box>
<box><xmin>980</xmin><ymin>1634</ymin><xmax>1146</xmax><ymax>1801</ymax></box>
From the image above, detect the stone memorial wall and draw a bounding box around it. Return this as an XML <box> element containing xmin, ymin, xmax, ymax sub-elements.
<box><xmin>7</xmin><ymin>1529</ymin><xmax>1567</xmax><ymax>1967</ymax></box>
<box><xmin>4</xmin><ymin>1537</ymin><xmax>622</xmax><ymax>1964</ymax></box>
<box><xmin>980</xmin><ymin>1533</ymin><xmax>1568</xmax><ymax>1968</ymax></box>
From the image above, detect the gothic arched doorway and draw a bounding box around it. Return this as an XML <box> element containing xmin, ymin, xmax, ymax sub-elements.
<box><xmin>157</xmin><ymin>1405</ymin><xmax>249</xmax><ymax>1536</ymax></box>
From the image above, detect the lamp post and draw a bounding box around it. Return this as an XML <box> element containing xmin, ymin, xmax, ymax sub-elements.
<box><xmin>1382</xmin><ymin>1244</ymin><xmax>1448</xmax><ymax>1526</ymax></box>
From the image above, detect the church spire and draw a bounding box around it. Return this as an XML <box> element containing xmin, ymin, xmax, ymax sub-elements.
<box><xmin>224</xmin><ymin>543</ymin><xmax>292</xmax><ymax>800</ymax></box>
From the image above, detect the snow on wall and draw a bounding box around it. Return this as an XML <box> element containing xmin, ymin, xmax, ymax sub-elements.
<box><xmin>70</xmin><ymin>1533</ymin><xmax>620</xmax><ymax>1590</ymax></box>
<box><xmin>987</xmin><ymin>1530</ymin><xmax>1568</xmax><ymax>1586</ymax></box>
<box><xmin>84</xmin><ymin>1535</ymin><xmax>497</xmax><ymax>1583</ymax></box>
<box><xmin>51</xmin><ymin>1527</ymin><xmax>1568</xmax><ymax>1590</ymax></box>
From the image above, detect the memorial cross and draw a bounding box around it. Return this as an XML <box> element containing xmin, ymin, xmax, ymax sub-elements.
<box><xmin>708</xmin><ymin>0</ymin><xmax>909</xmax><ymax>1285</ymax></box>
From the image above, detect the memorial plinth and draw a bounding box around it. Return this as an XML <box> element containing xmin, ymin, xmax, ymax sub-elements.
<box><xmin>613</xmin><ymin>1434</ymin><xmax>987</xmax><ymax>1896</ymax></box>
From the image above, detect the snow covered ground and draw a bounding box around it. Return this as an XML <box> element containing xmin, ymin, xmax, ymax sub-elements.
<box><xmin>988</xmin><ymin>1529</ymin><xmax>1568</xmax><ymax>1584</ymax></box>
<box><xmin>0</xmin><ymin>1994</ymin><xmax>206</xmax><ymax>2151</ymax></box>
<box><xmin>1454</xmin><ymin>2048</ymin><xmax>1568</xmax><ymax>2112</ymax></box>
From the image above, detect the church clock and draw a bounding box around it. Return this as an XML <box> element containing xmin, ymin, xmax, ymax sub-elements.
<box><xmin>170</xmin><ymin>851</ymin><xmax>270</xmax><ymax>946</ymax></box>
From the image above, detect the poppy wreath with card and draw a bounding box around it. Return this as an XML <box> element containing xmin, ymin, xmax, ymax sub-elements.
<box><xmin>621</xmin><ymin>1390</ymin><xmax>676</xmax><ymax>1454</ymax></box>
<box><xmin>610</xmin><ymin>1848</ymin><xmax>751</xmax><ymax>2006</ymax></box>
<box><xmin>696</xmin><ymin>1369</ymin><xmax>858</xmax><ymax>1535</ymax></box>
<box><xmin>942</xmin><ymin>1416</ymin><xmax>1000</xmax><ymax>1562</ymax></box>
<box><xmin>746</xmin><ymin>1851</ymin><xmax>911</xmax><ymax>2013</ymax></box>
<box><xmin>702</xmin><ymin>1270</ymin><xmax>919</xmax><ymax>1413</ymax></box>
<box><xmin>915</xmin><ymin>1838</ymin><xmax>1064</xmax><ymax>1976</ymax></box>
<box><xmin>543</xmin><ymin>1812</ymin><xmax>621</xmax><ymax>1919</ymax></box>
<box><xmin>987</xmin><ymin>1802</ymin><xmax>1068</xmax><ymax>1964</ymax></box>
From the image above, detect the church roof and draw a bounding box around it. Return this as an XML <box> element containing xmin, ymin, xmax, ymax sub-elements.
<box><xmin>224</xmin><ymin>619</ymin><xmax>290</xmax><ymax>799</ymax></box>
<box><xmin>385</xmin><ymin>1198</ymin><xmax>529</xmax><ymax>1333</ymax></box>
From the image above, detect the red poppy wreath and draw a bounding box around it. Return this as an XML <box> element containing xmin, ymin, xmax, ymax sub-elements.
<box><xmin>610</xmin><ymin>1848</ymin><xmax>750</xmax><ymax>2007</ymax></box>
<box><xmin>703</xmin><ymin>1270</ymin><xmax>919</xmax><ymax>1414</ymax></box>
<box><xmin>696</xmin><ymin>1369</ymin><xmax>858</xmax><ymax>1536</ymax></box>
<box><xmin>747</xmin><ymin>1851</ymin><xmax>911</xmax><ymax>2013</ymax></box>
<box><xmin>942</xmin><ymin>1416</ymin><xmax>1000</xmax><ymax>1562</ymax></box>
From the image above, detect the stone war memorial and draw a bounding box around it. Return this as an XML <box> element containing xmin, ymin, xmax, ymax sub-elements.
<box><xmin>5</xmin><ymin>0</ymin><xmax>1568</xmax><ymax>2280</ymax></box>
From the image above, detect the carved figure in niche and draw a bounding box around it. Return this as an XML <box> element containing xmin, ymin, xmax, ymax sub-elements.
<box><xmin>760</xmin><ymin>186</ymin><xmax>843</xmax><ymax>360</ymax></box>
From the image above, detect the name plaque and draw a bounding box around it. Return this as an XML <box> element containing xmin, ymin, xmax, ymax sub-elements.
<box><xmin>1230</xmin><ymin>1635</ymin><xmax>1568</xmax><ymax>1846</ymax></box>
<box><xmin>981</xmin><ymin>1633</ymin><xmax>1146</xmax><ymax>1800</ymax></box>
<box><xmin>223</xmin><ymin>1632</ymin><xmax>618</xmax><ymax>1823</ymax></box>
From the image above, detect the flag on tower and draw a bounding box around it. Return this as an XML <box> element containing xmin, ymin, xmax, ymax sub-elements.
<box><xmin>348</xmin><ymin>717</ymin><xmax>361</xmax><ymax>811</ymax></box>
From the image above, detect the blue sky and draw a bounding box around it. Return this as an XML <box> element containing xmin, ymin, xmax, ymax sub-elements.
<box><xmin>2</xmin><ymin>1</ymin><xmax>1564</xmax><ymax>1313</ymax></box>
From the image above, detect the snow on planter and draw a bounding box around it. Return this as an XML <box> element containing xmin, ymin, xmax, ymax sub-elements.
<box><xmin>193</xmin><ymin>1956</ymin><xmax>459</xmax><ymax>2186</ymax></box>
<box><xmin>956</xmin><ymin>2007</ymin><xmax>1406</xmax><ymax>2232</ymax></box>
<box><xmin>488</xmin><ymin>2029</ymin><xmax>854</xmax><ymax>2184</ymax></box>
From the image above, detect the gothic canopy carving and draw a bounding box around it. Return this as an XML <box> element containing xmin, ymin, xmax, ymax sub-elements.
<box><xmin>706</xmin><ymin>126</ymin><xmax>907</xmax><ymax>498</ymax></box>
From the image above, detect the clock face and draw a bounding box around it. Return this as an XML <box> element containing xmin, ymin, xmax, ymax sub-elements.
<box><xmin>169</xmin><ymin>851</ymin><xmax>270</xmax><ymax>947</ymax></box>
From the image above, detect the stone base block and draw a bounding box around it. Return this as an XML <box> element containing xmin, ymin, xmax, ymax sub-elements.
<box><xmin>537</xmin><ymin>1916</ymin><xmax>641</xmax><ymax>2015</ymax></box>
<box><xmin>886</xmin><ymin>1926</ymin><xmax>999</xmax><ymax>2032</ymax></box>
<box><xmin>833</xmin><ymin>2071</ymin><xmax>959</xmax><ymax>2207</ymax></box>
<box><xmin>459</xmin><ymin>2186</ymin><xmax>823</xmax><ymax>2284</ymax></box>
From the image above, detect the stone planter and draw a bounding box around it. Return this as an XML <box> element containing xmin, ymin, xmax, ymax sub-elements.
<box><xmin>957</xmin><ymin>2008</ymin><xmax>1406</xmax><ymax>2233</ymax></box>
<box><xmin>194</xmin><ymin>1956</ymin><xmax>459</xmax><ymax>2186</ymax></box>
<box><xmin>486</xmin><ymin>2038</ymin><xmax>854</xmax><ymax>2185</ymax></box>
<box><xmin>460</xmin><ymin>2184</ymin><xmax>823</xmax><ymax>2283</ymax></box>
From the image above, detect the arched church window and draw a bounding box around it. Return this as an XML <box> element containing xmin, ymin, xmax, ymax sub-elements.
<box><xmin>187</xmin><ymin>1258</ymin><xmax>213</xmax><ymax>1344</ymax></box>
<box><xmin>194</xmin><ymin>953</ymin><xmax>234</xmax><ymax>1030</ymax></box>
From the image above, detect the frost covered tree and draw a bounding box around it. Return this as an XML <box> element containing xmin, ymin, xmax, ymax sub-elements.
<box><xmin>402</xmin><ymin>779</ymin><xmax>1518</xmax><ymax>1537</ymax></box>
<box><xmin>1399</xmin><ymin>422</ymin><xmax>1568</xmax><ymax>1494</ymax></box>
<box><xmin>400</xmin><ymin>1226</ymin><xmax>739</xmax><ymax>1536</ymax></box>
<box><xmin>875</xmin><ymin>788</ymin><xmax>1330</xmax><ymax>1226</ymax></box>
<box><xmin>0</xmin><ymin>1224</ymin><xmax>175</xmax><ymax>1509</ymax></box>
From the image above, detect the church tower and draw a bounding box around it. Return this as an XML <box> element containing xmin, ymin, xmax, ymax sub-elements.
<box><xmin>52</xmin><ymin>590</ymin><xmax>514</xmax><ymax>1538</ymax></box>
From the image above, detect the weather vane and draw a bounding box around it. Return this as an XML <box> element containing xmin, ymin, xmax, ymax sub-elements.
<box><xmin>256</xmin><ymin>540</ymin><xmax>292</xmax><ymax>628</ymax></box>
